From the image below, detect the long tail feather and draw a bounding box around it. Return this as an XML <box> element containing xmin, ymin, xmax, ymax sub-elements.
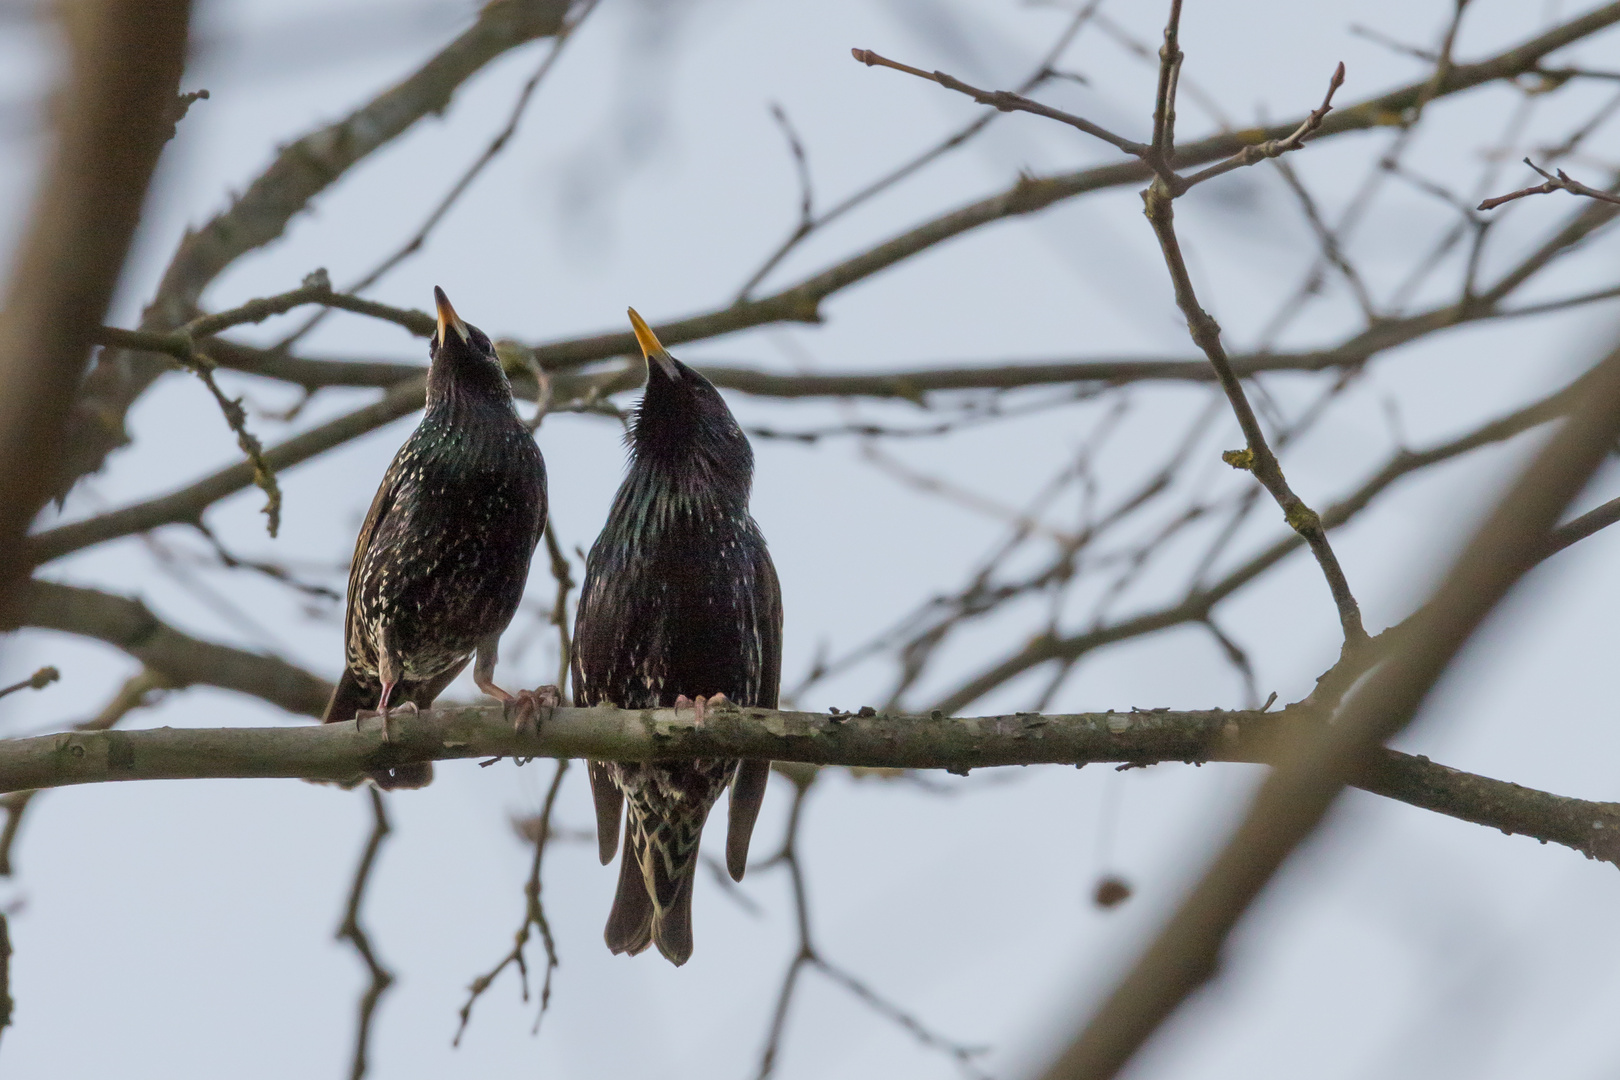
<box><xmin>604</xmin><ymin>827</ymin><xmax>653</xmax><ymax>956</ymax></box>
<box><xmin>638</xmin><ymin>798</ymin><xmax>710</xmax><ymax>966</ymax></box>
<box><xmin>652</xmin><ymin>862</ymin><xmax>697</xmax><ymax>967</ymax></box>
<box><xmin>726</xmin><ymin>760</ymin><xmax>770</xmax><ymax>881</ymax></box>
<box><xmin>589</xmin><ymin>761</ymin><xmax>624</xmax><ymax>866</ymax></box>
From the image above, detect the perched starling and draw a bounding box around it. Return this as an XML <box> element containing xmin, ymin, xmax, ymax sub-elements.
<box><xmin>323</xmin><ymin>287</ymin><xmax>552</xmax><ymax>789</ymax></box>
<box><xmin>572</xmin><ymin>308</ymin><xmax>781</xmax><ymax>966</ymax></box>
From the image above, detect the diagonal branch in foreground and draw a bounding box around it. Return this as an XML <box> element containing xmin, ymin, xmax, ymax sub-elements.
<box><xmin>1034</xmin><ymin>334</ymin><xmax>1620</xmax><ymax>1080</ymax></box>
<box><xmin>0</xmin><ymin>703</ymin><xmax>1616</xmax><ymax>870</ymax></box>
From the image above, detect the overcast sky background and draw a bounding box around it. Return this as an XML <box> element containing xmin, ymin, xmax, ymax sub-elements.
<box><xmin>3</xmin><ymin>1</ymin><xmax>1620</xmax><ymax>1078</ymax></box>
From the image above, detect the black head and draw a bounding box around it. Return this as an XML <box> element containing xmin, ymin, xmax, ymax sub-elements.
<box><xmin>626</xmin><ymin>307</ymin><xmax>752</xmax><ymax>500</ymax></box>
<box><xmin>426</xmin><ymin>286</ymin><xmax>512</xmax><ymax>404</ymax></box>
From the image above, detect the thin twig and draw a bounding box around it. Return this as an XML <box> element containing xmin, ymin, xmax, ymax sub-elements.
<box><xmin>0</xmin><ymin>668</ymin><xmax>58</xmax><ymax>704</ymax></box>
<box><xmin>752</xmin><ymin>771</ymin><xmax>992</xmax><ymax>1080</ymax></box>
<box><xmin>1140</xmin><ymin>182</ymin><xmax>1366</xmax><ymax>643</ymax></box>
<box><xmin>850</xmin><ymin>48</ymin><xmax>1149</xmax><ymax>158</ymax></box>
<box><xmin>337</xmin><ymin>787</ymin><xmax>394</xmax><ymax>1080</ymax></box>
<box><xmin>1479</xmin><ymin>157</ymin><xmax>1620</xmax><ymax>210</ymax></box>
<box><xmin>0</xmin><ymin>913</ymin><xmax>12</xmax><ymax>1051</ymax></box>
<box><xmin>1174</xmin><ymin>62</ymin><xmax>1345</xmax><ymax>191</ymax></box>
<box><xmin>736</xmin><ymin>3</ymin><xmax>1100</xmax><ymax>299</ymax></box>
<box><xmin>454</xmin><ymin>758</ymin><xmax>570</xmax><ymax>1045</ymax></box>
<box><xmin>543</xmin><ymin>523</ymin><xmax>575</xmax><ymax>697</ymax></box>
<box><xmin>275</xmin><ymin>0</ymin><xmax>603</xmax><ymax>350</ymax></box>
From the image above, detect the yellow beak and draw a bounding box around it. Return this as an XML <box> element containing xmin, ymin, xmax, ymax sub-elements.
<box><xmin>434</xmin><ymin>286</ymin><xmax>469</xmax><ymax>346</ymax></box>
<box><xmin>627</xmin><ymin>307</ymin><xmax>680</xmax><ymax>379</ymax></box>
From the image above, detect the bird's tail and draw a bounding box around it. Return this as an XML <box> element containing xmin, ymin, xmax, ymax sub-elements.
<box><xmin>322</xmin><ymin>667</ymin><xmax>372</xmax><ymax>725</ymax></box>
<box><xmin>321</xmin><ymin>668</ymin><xmax>433</xmax><ymax>790</ymax></box>
<box><xmin>606</xmin><ymin>794</ymin><xmax>712</xmax><ymax>966</ymax></box>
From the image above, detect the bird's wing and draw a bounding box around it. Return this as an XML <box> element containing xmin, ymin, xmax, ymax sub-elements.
<box><xmin>341</xmin><ymin>469</ymin><xmax>399</xmax><ymax>667</ymax></box>
<box><xmin>755</xmin><ymin>544</ymin><xmax>784</xmax><ymax>709</ymax></box>
<box><xmin>588</xmin><ymin>762</ymin><xmax>624</xmax><ymax>865</ymax></box>
<box><xmin>726</xmin><ymin>541</ymin><xmax>783</xmax><ymax>880</ymax></box>
<box><xmin>571</xmin><ymin>558</ymin><xmax>628</xmax><ymax>862</ymax></box>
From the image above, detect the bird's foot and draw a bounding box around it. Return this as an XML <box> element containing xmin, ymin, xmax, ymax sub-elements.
<box><xmin>358</xmin><ymin>700</ymin><xmax>418</xmax><ymax>743</ymax></box>
<box><xmin>506</xmin><ymin>684</ymin><xmax>560</xmax><ymax>741</ymax></box>
<box><xmin>675</xmin><ymin>692</ymin><xmax>729</xmax><ymax>726</ymax></box>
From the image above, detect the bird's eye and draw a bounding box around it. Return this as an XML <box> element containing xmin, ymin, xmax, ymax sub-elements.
<box><xmin>472</xmin><ymin>329</ymin><xmax>491</xmax><ymax>352</ymax></box>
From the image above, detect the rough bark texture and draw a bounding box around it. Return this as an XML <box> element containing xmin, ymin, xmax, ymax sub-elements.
<box><xmin>0</xmin><ymin>702</ymin><xmax>1615</xmax><ymax>870</ymax></box>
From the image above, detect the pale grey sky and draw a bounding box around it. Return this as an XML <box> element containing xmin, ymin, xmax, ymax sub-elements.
<box><xmin>4</xmin><ymin>2</ymin><xmax>1620</xmax><ymax>1078</ymax></box>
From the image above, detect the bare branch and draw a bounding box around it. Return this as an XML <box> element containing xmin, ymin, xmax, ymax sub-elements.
<box><xmin>927</xmin><ymin>377</ymin><xmax>1576</xmax><ymax>714</ymax></box>
<box><xmin>513</xmin><ymin>6</ymin><xmax>1620</xmax><ymax>372</ymax></box>
<box><xmin>337</xmin><ymin>788</ymin><xmax>394</xmax><ymax>1080</ymax></box>
<box><xmin>454</xmin><ymin>758</ymin><xmax>569</xmax><ymax>1045</ymax></box>
<box><xmin>1035</xmin><ymin>335</ymin><xmax>1620</xmax><ymax>1080</ymax></box>
<box><xmin>1</xmin><ymin>702</ymin><xmax>1618</xmax><ymax>874</ymax></box>
<box><xmin>59</xmin><ymin>0</ymin><xmax>571</xmax><ymax>499</ymax></box>
<box><xmin>737</xmin><ymin>3</ymin><xmax>1100</xmax><ymax>300</ymax></box>
<box><xmin>0</xmin><ymin>668</ymin><xmax>58</xmax><ymax>704</ymax></box>
<box><xmin>279</xmin><ymin>0</ymin><xmax>603</xmax><ymax>349</ymax></box>
<box><xmin>8</xmin><ymin>580</ymin><xmax>332</xmax><ymax>717</ymax></box>
<box><xmin>753</xmin><ymin>773</ymin><xmax>988</xmax><ymax>1080</ymax></box>
<box><xmin>0</xmin><ymin>668</ymin><xmax>172</xmax><ymax>878</ymax></box>
<box><xmin>1141</xmin><ymin>180</ymin><xmax>1366</xmax><ymax>643</ymax></box>
<box><xmin>0</xmin><ymin>0</ymin><xmax>191</xmax><ymax>606</ymax></box>
<box><xmin>1149</xmin><ymin>0</ymin><xmax>1185</xmax><ymax>168</ymax></box>
<box><xmin>1544</xmin><ymin>494</ymin><xmax>1620</xmax><ymax>556</ymax></box>
<box><xmin>542</xmin><ymin>525</ymin><xmax>575</xmax><ymax>696</ymax></box>
<box><xmin>0</xmin><ymin>914</ymin><xmax>11</xmax><ymax>1051</ymax></box>
<box><xmin>850</xmin><ymin>47</ymin><xmax>1149</xmax><ymax>158</ymax></box>
<box><xmin>1479</xmin><ymin>157</ymin><xmax>1620</xmax><ymax>210</ymax></box>
<box><xmin>29</xmin><ymin>379</ymin><xmax>429</xmax><ymax>565</ymax></box>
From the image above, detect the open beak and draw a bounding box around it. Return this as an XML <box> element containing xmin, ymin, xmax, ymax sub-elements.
<box><xmin>434</xmin><ymin>286</ymin><xmax>470</xmax><ymax>346</ymax></box>
<box><xmin>627</xmin><ymin>307</ymin><xmax>680</xmax><ymax>380</ymax></box>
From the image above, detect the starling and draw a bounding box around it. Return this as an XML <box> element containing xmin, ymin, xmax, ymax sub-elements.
<box><xmin>323</xmin><ymin>287</ymin><xmax>553</xmax><ymax>789</ymax></box>
<box><xmin>572</xmin><ymin>308</ymin><xmax>781</xmax><ymax>966</ymax></box>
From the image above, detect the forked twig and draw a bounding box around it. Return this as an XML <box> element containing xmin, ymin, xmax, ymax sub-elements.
<box><xmin>454</xmin><ymin>758</ymin><xmax>570</xmax><ymax>1045</ymax></box>
<box><xmin>338</xmin><ymin>787</ymin><xmax>394</xmax><ymax>1080</ymax></box>
<box><xmin>1479</xmin><ymin>157</ymin><xmax>1620</xmax><ymax>210</ymax></box>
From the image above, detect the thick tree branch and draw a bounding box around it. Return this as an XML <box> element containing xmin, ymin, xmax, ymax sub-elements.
<box><xmin>0</xmin><ymin>668</ymin><xmax>173</xmax><ymax>878</ymax></box>
<box><xmin>0</xmin><ymin>0</ymin><xmax>191</xmax><ymax>607</ymax></box>
<box><xmin>0</xmin><ymin>704</ymin><xmax>1615</xmax><ymax>871</ymax></box>
<box><xmin>7</xmin><ymin>580</ymin><xmax>331</xmax><ymax>717</ymax></box>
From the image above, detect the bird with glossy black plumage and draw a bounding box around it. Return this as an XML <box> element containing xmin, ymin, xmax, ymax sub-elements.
<box><xmin>323</xmin><ymin>287</ymin><xmax>553</xmax><ymax>789</ymax></box>
<box><xmin>572</xmin><ymin>308</ymin><xmax>781</xmax><ymax>966</ymax></box>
